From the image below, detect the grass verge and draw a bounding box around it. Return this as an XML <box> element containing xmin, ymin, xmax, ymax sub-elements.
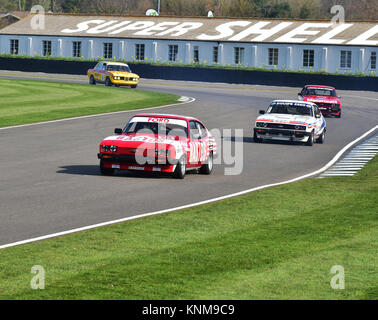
<box><xmin>0</xmin><ymin>157</ymin><xmax>377</xmax><ymax>299</ymax></box>
<box><xmin>0</xmin><ymin>78</ymin><xmax>180</xmax><ymax>128</ymax></box>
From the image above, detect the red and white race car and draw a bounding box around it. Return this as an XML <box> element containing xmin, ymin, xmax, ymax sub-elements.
<box><xmin>298</xmin><ymin>85</ymin><xmax>342</xmax><ymax>118</ymax></box>
<box><xmin>97</xmin><ymin>114</ymin><xmax>217</xmax><ymax>179</ymax></box>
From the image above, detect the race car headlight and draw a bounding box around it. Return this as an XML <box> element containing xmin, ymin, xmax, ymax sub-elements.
<box><xmin>113</xmin><ymin>76</ymin><xmax>120</xmax><ymax>80</ymax></box>
<box><xmin>295</xmin><ymin>125</ymin><xmax>306</xmax><ymax>130</ymax></box>
<box><xmin>256</xmin><ymin>122</ymin><xmax>267</xmax><ymax>128</ymax></box>
<box><xmin>110</xmin><ymin>146</ymin><xmax>118</xmax><ymax>153</ymax></box>
<box><xmin>102</xmin><ymin>145</ymin><xmax>110</xmax><ymax>152</ymax></box>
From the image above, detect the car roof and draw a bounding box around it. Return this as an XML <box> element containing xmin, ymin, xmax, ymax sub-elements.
<box><xmin>99</xmin><ymin>61</ymin><xmax>129</xmax><ymax>66</ymax></box>
<box><xmin>305</xmin><ymin>85</ymin><xmax>336</xmax><ymax>90</ymax></box>
<box><xmin>132</xmin><ymin>113</ymin><xmax>201</xmax><ymax>122</ymax></box>
<box><xmin>271</xmin><ymin>100</ymin><xmax>316</xmax><ymax>107</ymax></box>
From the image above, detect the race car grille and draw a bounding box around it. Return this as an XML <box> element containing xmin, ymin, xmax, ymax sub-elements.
<box><xmin>317</xmin><ymin>103</ymin><xmax>339</xmax><ymax>108</ymax></box>
<box><xmin>100</xmin><ymin>154</ymin><xmax>173</xmax><ymax>164</ymax></box>
<box><xmin>267</xmin><ymin>129</ymin><xmax>293</xmax><ymax>136</ymax></box>
<box><xmin>266</xmin><ymin>123</ymin><xmax>296</xmax><ymax>130</ymax></box>
<box><xmin>101</xmin><ymin>154</ymin><xmax>138</xmax><ymax>163</ymax></box>
<box><xmin>117</xmin><ymin>147</ymin><xmax>138</xmax><ymax>155</ymax></box>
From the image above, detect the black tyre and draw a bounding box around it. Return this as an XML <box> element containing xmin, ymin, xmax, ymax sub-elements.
<box><xmin>336</xmin><ymin>110</ymin><xmax>342</xmax><ymax>118</ymax></box>
<box><xmin>199</xmin><ymin>152</ymin><xmax>214</xmax><ymax>175</ymax></box>
<box><xmin>253</xmin><ymin>130</ymin><xmax>262</xmax><ymax>143</ymax></box>
<box><xmin>89</xmin><ymin>75</ymin><xmax>96</xmax><ymax>85</ymax></box>
<box><xmin>174</xmin><ymin>156</ymin><xmax>186</xmax><ymax>179</ymax></box>
<box><xmin>131</xmin><ymin>84</ymin><xmax>138</xmax><ymax>89</ymax></box>
<box><xmin>254</xmin><ymin>134</ymin><xmax>262</xmax><ymax>143</ymax></box>
<box><xmin>306</xmin><ymin>131</ymin><xmax>314</xmax><ymax>146</ymax></box>
<box><xmin>105</xmin><ymin>77</ymin><xmax>112</xmax><ymax>87</ymax></box>
<box><xmin>316</xmin><ymin>130</ymin><xmax>325</xmax><ymax>144</ymax></box>
<box><xmin>100</xmin><ymin>160</ymin><xmax>115</xmax><ymax>176</ymax></box>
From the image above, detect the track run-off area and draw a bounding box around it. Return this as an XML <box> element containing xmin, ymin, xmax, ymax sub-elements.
<box><xmin>0</xmin><ymin>71</ymin><xmax>377</xmax><ymax>248</ymax></box>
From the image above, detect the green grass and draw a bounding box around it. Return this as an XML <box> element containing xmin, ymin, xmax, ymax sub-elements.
<box><xmin>0</xmin><ymin>155</ymin><xmax>377</xmax><ymax>300</ymax></box>
<box><xmin>0</xmin><ymin>78</ymin><xmax>180</xmax><ymax>128</ymax></box>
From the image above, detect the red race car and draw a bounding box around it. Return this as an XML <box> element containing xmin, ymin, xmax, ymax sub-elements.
<box><xmin>97</xmin><ymin>114</ymin><xmax>217</xmax><ymax>179</ymax></box>
<box><xmin>298</xmin><ymin>85</ymin><xmax>342</xmax><ymax>118</ymax></box>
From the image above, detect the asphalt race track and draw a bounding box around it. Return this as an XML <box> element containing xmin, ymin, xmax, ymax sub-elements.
<box><xmin>0</xmin><ymin>71</ymin><xmax>377</xmax><ymax>246</ymax></box>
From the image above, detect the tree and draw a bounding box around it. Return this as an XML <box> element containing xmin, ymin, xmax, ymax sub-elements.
<box><xmin>61</xmin><ymin>0</ymin><xmax>82</xmax><ymax>13</ymax></box>
<box><xmin>0</xmin><ymin>0</ymin><xmax>19</xmax><ymax>12</ymax></box>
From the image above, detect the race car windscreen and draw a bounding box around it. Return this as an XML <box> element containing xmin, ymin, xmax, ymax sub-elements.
<box><xmin>267</xmin><ymin>103</ymin><xmax>312</xmax><ymax>116</ymax></box>
<box><xmin>304</xmin><ymin>88</ymin><xmax>336</xmax><ymax>97</ymax></box>
<box><xmin>124</xmin><ymin>118</ymin><xmax>188</xmax><ymax>137</ymax></box>
<box><xmin>106</xmin><ymin>65</ymin><xmax>132</xmax><ymax>73</ymax></box>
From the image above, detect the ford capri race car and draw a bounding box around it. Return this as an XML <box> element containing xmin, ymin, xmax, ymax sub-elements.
<box><xmin>298</xmin><ymin>85</ymin><xmax>342</xmax><ymax>118</ymax></box>
<box><xmin>98</xmin><ymin>114</ymin><xmax>217</xmax><ymax>179</ymax></box>
<box><xmin>253</xmin><ymin>100</ymin><xmax>326</xmax><ymax>146</ymax></box>
<box><xmin>88</xmin><ymin>61</ymin><xmax>140</xmax><ymax>88</ymax></box>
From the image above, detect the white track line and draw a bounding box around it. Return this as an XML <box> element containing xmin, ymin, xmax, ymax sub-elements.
<box><xmin>320</xmin><ymin>132</ymin><xmax>378</xmax><ymax>177</ymax></box>
<box><xmin>1</xmin><ymin>124</ymin><xmax>377</xmax><ymax>250</ymax></box>
<box><xmin>0</xmin><ymin>97</ymin><xmax>196</xmax><ymax>131</ymax></box>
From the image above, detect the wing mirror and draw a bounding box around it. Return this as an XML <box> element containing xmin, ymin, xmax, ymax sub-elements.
<box><xmin>338</xmin><ymin>95</ymin><xmax>342</xmax><ymax>99</ymax></box>
<box><xmin>316</xmin><ymin>114</ymin><xmax>321</xmax><ymax>118</ymax></box>
<box><xmin>114</xmin><ymin>128</ymin><xmax>123</xmax><ymax>134</ymax></box>
<box><xmin>259</xmin><ymin>110</ymin><xmax>265</xmax><ymax>115</ymax></box>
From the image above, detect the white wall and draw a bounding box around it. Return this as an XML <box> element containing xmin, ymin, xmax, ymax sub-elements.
<box><xmin>0</xmin><ymin>34</ymin><xmax>376</xmax><ymax>75</ymax></box>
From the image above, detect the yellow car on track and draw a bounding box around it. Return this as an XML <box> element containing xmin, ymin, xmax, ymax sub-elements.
<box><xmin>88</xmin><ymin>61</ymin><xmax>140</xmax><ymax>88</ymax></box>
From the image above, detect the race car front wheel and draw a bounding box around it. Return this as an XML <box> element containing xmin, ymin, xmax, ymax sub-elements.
<box><xmin>174</xmin><ymin>156</ymin><xmax>186</xmax><ymax>179</ymax></box>
<box><xmin>316</xmin><ymin>130</ymin><xmax>325</xmax><ymax>144</ymax></box>
<box><xmin>199</xmin><ymin>152</ymin><xmax>214</xmax><ymax>175</ymax></box>
<box><xmin>100</xmin><ymin>160</ymin><xmax>115</xmax><ymax>176</ymax></box>
<box><xmin>306</xmin><ymin>131</ymin><xmax>314</xmax><ymax>146</ymax></box>
<box><xmin>253</xmin><ymin>134</ymin><xmax>262</xmax><ymax>143</ymax></box>
<box><xmin>105</xmin><ymin>77</ymin><xmax>112</xmax><ymax>87</ymax></box>
<box><xmin>89</xmin><ymin>75</ymin><xmax>96</xmax><ymax>85</ymax></box>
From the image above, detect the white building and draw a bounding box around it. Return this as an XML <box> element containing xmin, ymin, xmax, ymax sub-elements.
<box><xmin>0</xmin><ymin>14</ymin><xmax>377</xmax><ymax>75</ymax></box>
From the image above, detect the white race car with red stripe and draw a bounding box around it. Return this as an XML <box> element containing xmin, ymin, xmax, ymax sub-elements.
<box><xmin>98</xmin><ymin>114</ymin><xmax>217</xmax><ymax>179</ymax></box>
<box><xmin>253</xmin><ymin>100</ymin><xmax>326</xmax><ymax>146</ymax></box>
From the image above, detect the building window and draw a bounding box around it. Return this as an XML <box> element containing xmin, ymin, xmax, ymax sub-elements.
<box><xmin>10</xmin><ymin>39</ymin><xmax>19</xmax><ymax>55</ymax></box>
<box><xmin>268</xmin><ymin>48</ymin><xmax>279</xmax><ymax>66</ymax></box>
<box><xmin>104</xmin><ymin>43</ymin><xmax>113</xmax><ymax>59</ymax></box>
<box><xmin>303</xmin><ymin>49</ymin><xmax>314</xmax><ymax>67</ymax></box>
<box><xmin>193</xmin><ymin>46</ymin><xmax>199</xmax><ymax>63</ymax></box>
<box><xmin>340</xmin><ymin>50</ymin><xmax>352</xmax><ymax>69</ymax></box>
<box><xmin>135</xmin><ymin>44</ymin><xmax>145</xmax><ymax>61</ymax></box>
<box><xmin>213</xmin><ymin>46</ymin><xmax>218</xmax><ymax>64</ymax></box>
<box><xmin>72</xmin><ymin>41</ymin><xmax>81</xmax><ymax>58</ymax></box>
<box><xmin>168</xmin><ymin>45</ymin><xmax>178</xmax><ymax>62</ymax></box>
<box><xmin>234</xmin><ymin>47</ymin><xmax>245</xmax><ymax>65</ymax></box>
<box><xmin>371</xmin><ymin>52</ymin><xmax>377</xmax><ymax>70</ymax></box>
<box><xmin>43</xmin><ymin>40</ymin><xmax>52</xmax><ymax>56</ymax></box>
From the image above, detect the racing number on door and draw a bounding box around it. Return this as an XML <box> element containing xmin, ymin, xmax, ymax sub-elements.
<box><xmin>189</xmin><ymin>141</ymin><xmax>207</xmax><ymax>163</ymax></box>
<box><xmin>189</xmin><ymin>121</ymin><xmax>208</xmax><ymax>164</ymax></box>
